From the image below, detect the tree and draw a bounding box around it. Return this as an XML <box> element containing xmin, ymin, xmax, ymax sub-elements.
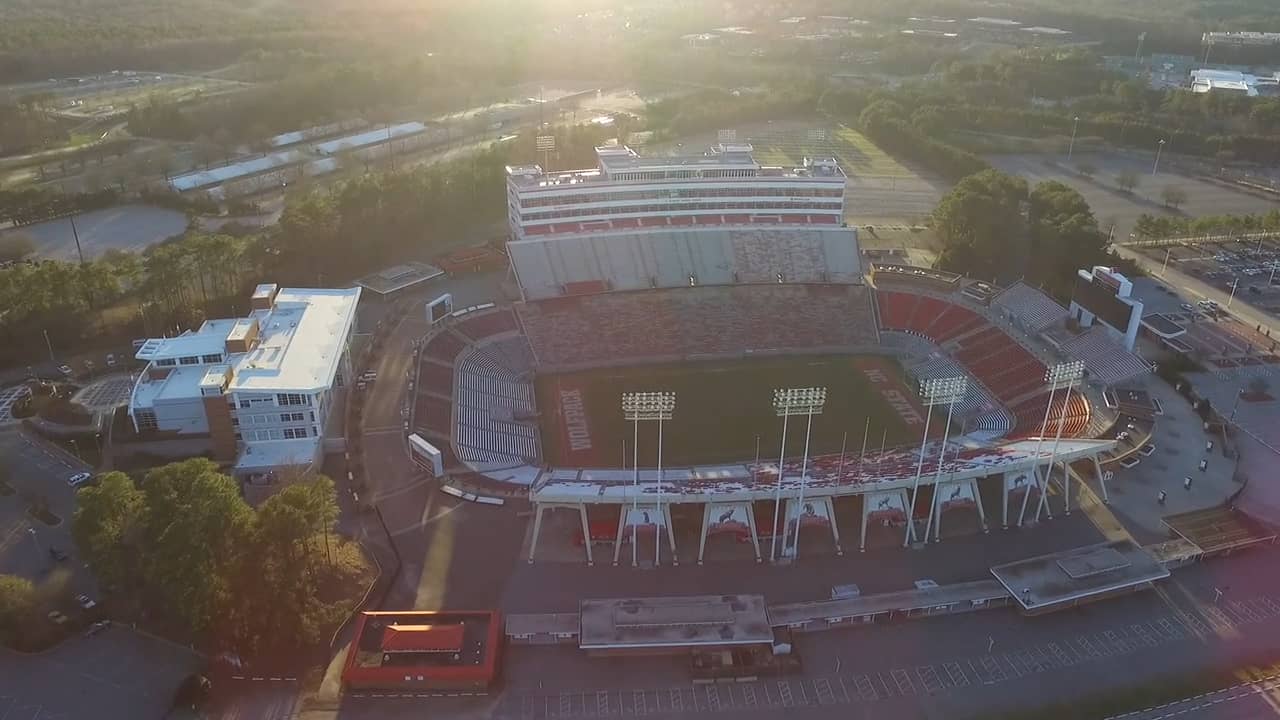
<box><xmin>1161</xmin><ymin>185</ymin><xmax>1188</xmax><ymax>209</ymax></box>
<box><xmin>0</xmin><ymin>233</ymin><xmax>35</xmax><ymax>263</ymax></box>
<box><xmin>0</xmin><ymin>574</ymin><xmax>36</xmax><ymax>641</ymax></box>
<box><xmin>931</xmin><ymin>169</ymin><xmax>1029</xmax><ymax>281</ymax></box>
<box><xmin>1116</xmin><ymin>170</ymin><xmax>1140</xmax><ymax>193</ymax></box>
<box><xmin>1075</xmin><ymin>161</ymin><xmax>1096</xmax><ymax>178</ymax></box>
<box><xmin>72</xmin><ymin>471</ymin><xmax>147</xmax><ymax>591</ymax></box>
<box><xmin>138</xmin><ymin>458</ymin><xmax>254</xmax><ymax>636</ymax></box>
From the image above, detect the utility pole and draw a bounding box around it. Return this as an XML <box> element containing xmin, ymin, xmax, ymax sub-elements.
<box><xmin>68</xmin><ymin>213</ymin><xmax>86</xmax><ymax>265</ymax></box>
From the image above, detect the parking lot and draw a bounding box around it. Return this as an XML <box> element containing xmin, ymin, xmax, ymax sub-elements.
<box><xmin>0</xmin><ymin>624</ymin><xmax>202</xmax><ymax>720</ymax></box>
<box><xmin>1139</xmin><ymin>236</ymin><xmax>1280</xmax><ymax>316</ymax></box>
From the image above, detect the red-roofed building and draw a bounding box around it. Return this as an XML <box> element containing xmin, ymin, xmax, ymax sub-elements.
<box><xmin>380</xmin><ymin>624</ymin><xmax>465</xmax><ymax>654</ymax></box>
<box><xmin>342</xmin><ymin>610</ymin><xmax>502</xmax><ymax>690</ymax></box>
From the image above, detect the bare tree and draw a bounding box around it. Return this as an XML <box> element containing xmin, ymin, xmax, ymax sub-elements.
<box><xmin>1161</xmin><ymin>185</ymin><xmax>1188</xmax><ymax>209</ymax></box>
<box><xmin>1116</xmin><ymin>170</ymin><xmax>1140</xmax><ymax>193</ymax></box>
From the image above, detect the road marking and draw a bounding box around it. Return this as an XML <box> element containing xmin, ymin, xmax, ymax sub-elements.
<box><xmin>813</xmin><ymin>677</ymin><xmax>835</xmax><ymax>704</ymax></box>
<box><xmin>943</xmin><ymin>661</ymin><xmax>969</xmax><ymax>687</ymax></box>
<box><xmin>777</xmin><ymin>680</ymin><xmax>794</xmax><ymax>707</ymax></box>
<box><xmin>741</xmin><ymin>683</ymin><xmax>758</xmax><ymax>708</ymax></box>
<box><xmin>917</xmin><ymin>665</ymin><xmax>944</xmax><ymax>693</ymax></box>
<box><xmin>853</xmin><ymin>674</ymin><xmax>879</xmax><ymax>700</ymax></box>
<box><xmin>891</xmin><ymin>669</ymin><xmax>915</xmax><ymax>695</ymax></box>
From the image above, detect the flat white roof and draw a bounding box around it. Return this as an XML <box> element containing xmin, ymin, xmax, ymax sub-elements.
<box><xmin>229</xmin><ymin>287</ymin><xmax>360</xmax><ymax>393</ymax></box>
<box><xmin>132</xmin><ymin>286</ymin><xmax>360</xmax><ymax>404</ymax></box>
<box><xmin>313</xmin><ymin>122</ymin><xmax>428</xmax><ymax>155</ymax></box>
<box><xmin>170</xmin><ymin>150</ymin><xmax>307</xmax><ymax>192</ymax></box>
<box><xmin>235</xmin><ymin>437</ymin><xmax>320</xmax><ymax>470</ymax></box>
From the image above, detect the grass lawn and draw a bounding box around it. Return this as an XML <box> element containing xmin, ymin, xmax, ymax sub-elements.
<box><xmin>746</xmin><ymin>124</ymin><xmax>916</xmax><ymax>178</ymax></box>
<box><xmin>537</xmin><ymin>354</ymin><xmax>919</xmax><ymax>467</ymax></box>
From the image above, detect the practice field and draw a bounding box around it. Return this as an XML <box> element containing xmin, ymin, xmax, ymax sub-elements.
<box><xmin>536</xmin><ymin>354</ymin><xmax>931</xmax><ymax>468</ymax></box>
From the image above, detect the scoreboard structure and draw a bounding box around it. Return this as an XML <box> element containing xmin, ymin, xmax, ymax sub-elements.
<box><xmin>1068</xmin><ymin>267</ymin><xmax>1144</xmax><ymax>351</ymax></box>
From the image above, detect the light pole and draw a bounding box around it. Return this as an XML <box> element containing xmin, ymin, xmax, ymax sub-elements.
<box><xmin>1153</xmin><ymin>139</ymin><xmax>1166</xmax><ymax>176</ymax></box>
<box><xmin>621</xmin><ymin>391</ymin><xmax>676</xmax><ymax>567</ymax></box>
<box><xmin>1041</xmin><ymin>361</ymin><xmax>1085</xmax><ymax>519</ymax></box>
<box><xmin>905</xmin><ymin>376</ymin><xmax>967</xmax><ymax>547</ymax></box>
<box><xmin>1227</xmin><ymin>277</ymin><xmax>1239</xmax><ymax>308</ymax></box>
<box><xmin>770</xmin><ymin>387</ymin><xmax>826</xmax><ymax>562</ymax></box>
<box><xmin>28</xmin><ymin>527</ymin><xmax>40</xmax><ymax>560</ymax></box>
<box><xmin>922</xmin><ymin>377</ymin><xmax>968</xmax><ymax>543</ymax></box>
<box><xmin>1067</xmin><ymin>116</ymin><xmax>1080</xmax><ymax>162</ymax></box>
<box><xmin>787</xmin><ymin>387</ymin><xmax>827</xmax><ymax>559</ymax></box>
<box><xmin>1161</xmin><ymin>247</ymin><xmax>1172</xmax><ymax>277</ymax></box>
<box><xmin>43</xmin><ymin>329</ymin><xmax>55</xmax><ymax>363</ymax></box>
<box><xmin>1021</xmin><ymin>362</ymin><xmax>1085</xmax><ymax>525</ymax></box>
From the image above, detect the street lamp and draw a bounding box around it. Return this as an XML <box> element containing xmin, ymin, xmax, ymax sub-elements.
<box><xmin>27</xmin><ymin>527</ymin><xmax>40</xmax><ymax>560</ymax></box>
<box><xmin>905</xmin><ymin>376</ymin><xmax>967</xmax><ymax>547</ymax></box>
<box><xmin>1227</xmin><ymin>277</ymin><xmax>1239</xmax><ymax>308</ymax></box>
<box><xmin>770</xmin><ymin>387</ymin><xmax>827</xmax><ymax>561</ymax></box>
<box><xmin>1067</xmin><ymin>116</ymin><xmax>1080</xmax><ymax>162</ymax></box>
<box><xmin>621</xmin><ymin>391</ymin><xmax>676</xmax><ymax>567</ymax></box>
<box><xmin>1153</xmin><ymin>139</ymin><xmax>1166</xmax><ymax>176</ymax></box>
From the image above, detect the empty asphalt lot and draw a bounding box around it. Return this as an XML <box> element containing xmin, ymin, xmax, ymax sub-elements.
<box><xmin>987</xmin><ymin>153</ymin><xmax>1280</xmax><ymax>241</ymax></box>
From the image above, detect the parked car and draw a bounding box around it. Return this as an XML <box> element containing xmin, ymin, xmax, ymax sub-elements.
<box><xmin>84</xmin><ymin>620</ymin><xmax>111</xmax><ymax>638</ymax></box>
<box><xmin>57</xmin><ymin>364</ymin><xmax>74</xmax><ymax>377</ymax></box>
<box><xmin>1180</xmin><ymin>303</ymin><xmax>1194</xmax><ymax>312</ymax></box>
<box><xmin>67</xmin><ymin>472</ymin><xmax>93</xmax><ymax>488</ymax></box>
<box><xmin>76</xmin><ymin>594</ymin><xmax>97</xmax><ymax>611</ymax></box>
<box><xmin>105</xmin><ymin>353</ymin><xmax>117</xmax><ymax>368</ymax></box>
<box><xmin>47</xmin><ymin>611</ymin><xmax>69</xmax><ymax>625</ymax></box>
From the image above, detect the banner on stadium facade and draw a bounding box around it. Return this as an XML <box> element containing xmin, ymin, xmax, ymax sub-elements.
<box><xmin>865</xmin><ymin>490</ymin><xmax>908</xmax><ymax>524</ymax></box>
<box><xmin>621</xmin><ymin>505</ymin><xmax>665</xmax><ymax>534</ymax></box>
<box><xmin>785</xmin><ymin>497</ymin><xmax>833</xmax><ymax>534</ymax></box>
<box><xmin>705</xmin><ymin>502</ymin><xmax>752</xmax><ymax>538</ymax></box>
<box><xmin>1004</xmin><ymin>472</ymin><xmax>1032</xmax><ymax>496</ymax></box>
<box><xmin>938</xmin><ymin>481</ymin><xmax>977</xmax><ymax>513</ymax></box>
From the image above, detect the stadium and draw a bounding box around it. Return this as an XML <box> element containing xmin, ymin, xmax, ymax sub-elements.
<box><xmin>410</xmin><ymin>144</ymin><xmax>1150</xmax><ymax>565</ymax></box>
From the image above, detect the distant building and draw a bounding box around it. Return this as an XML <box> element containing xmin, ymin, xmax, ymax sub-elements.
<box><xmin>1203</xmin><ymin>31</ymin><xmax>1280</xmax><ymax>47</ymax></box>
<box><xmin>128</xmin><ymin>283</ymin><xmax>360</xmax><ymax>480</ymax></box>
<box><xmin>1189</xmin><ymin>68</ymin><xmax>1280</xmax><ymax>97</ymax></box>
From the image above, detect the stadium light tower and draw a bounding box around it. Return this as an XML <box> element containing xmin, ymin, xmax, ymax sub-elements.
<box><xmin>1037</xmin><ymin>360</ymin><xmax>1086</xmax><ymax>522</ymax></box>
<box><xmin>904</xmin><ymin>376</ymin><xmax>967</xmax><ymax>548</ymax></box>
<box><xmin>622</xmin><ymin>391</ymin><xmax>676</xmax><ymax>567</ymax></box>
<box><xmin>770</xmin><ymin>387</ymin><xmax>827</xmax><ymax>562</ymax></box>
<box><xmin>1018</xmin><ymin>360</ymin><xmax>1086</xmax><ymax>527</ymax></box>
<box><xmin>921</xmin><ymin>377</ymin><xmax>968</xmax><ymax>543</ymax></box>
<box><xmin>786</xmin><ymin>387</ymin><xmax>827</xmax><ymax>559</ymax></box>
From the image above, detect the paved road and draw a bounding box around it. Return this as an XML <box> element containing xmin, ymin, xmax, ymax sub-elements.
<box><xmin>1116</xmin><ymin>676</ymin><xmax>1280</xmax><ymax>720</ymax></box>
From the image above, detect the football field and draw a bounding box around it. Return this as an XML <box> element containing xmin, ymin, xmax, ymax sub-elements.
<box><xmin>536</xmin><ymin>355</ymin><xmax>931</xmax><ymax>468</ymax></box>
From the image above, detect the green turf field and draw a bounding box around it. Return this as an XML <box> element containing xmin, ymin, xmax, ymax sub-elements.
<box><xmin>536</xmin><ymin>355</ymin><xmax>920</xmax><ymax>468</ymax></box>
<box><xmin>746</xmin><ymin>124</ymin><xmax>916</xmax><ymax>178</ymax></box>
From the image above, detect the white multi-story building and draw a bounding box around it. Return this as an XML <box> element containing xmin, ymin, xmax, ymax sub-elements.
<box><xmin>504</xmin><ymin>144</ymin><xmax>861</xmax><ymax>299</ymax></box>
<box><xmin>127</xmin><ymin>283</ymin><xmax>360</xmax><ymax>480</ymax></box>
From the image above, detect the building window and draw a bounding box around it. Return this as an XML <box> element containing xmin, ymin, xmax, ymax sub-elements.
<box><xmin>135</xmin><ymin>410</ymin><xmax>158</xmax><ymax>431</ymax></box>
<box><xmin>281</xmin><ymin>412</ymin><xmax>305</xmax><ymax>423</ymax></box>
<box><xmin>277</xmin><ymin>393</ymin><xmax>307</xmax><ymax>407</ymax></box>
<box><xmin>179</xmin><ymin>356</ymin><xmax>200</xmax><ymax>365</ymax></box>
<box><xmin>283</xmin><ymin>427</ymin><xmax>308</xmax><ymax>439</ymax></box>
<box><xmin>231</xmin><ymin>417</ymin><xmax>239</xmax><ymax>426</ymax></box>
<box><xmin>156</xmin><ymin>358</ymin><xmax>177</xmax><ymax>367</ymax></box>
<box><xmin>201</xmin><ymin>354</ymin><xmax>222</xmax><ymax>363</ymax></box>
<box><xmin>240</xmin><ymin>400</ymin><xmax>251</xmax><ymax>409</ymax></box>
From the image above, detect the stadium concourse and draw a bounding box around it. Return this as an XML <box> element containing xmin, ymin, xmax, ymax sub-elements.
<box><xmin>406</xmin><ymin>262</ymin><xmax>1162</xmax><ymax>566</ymax></box>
